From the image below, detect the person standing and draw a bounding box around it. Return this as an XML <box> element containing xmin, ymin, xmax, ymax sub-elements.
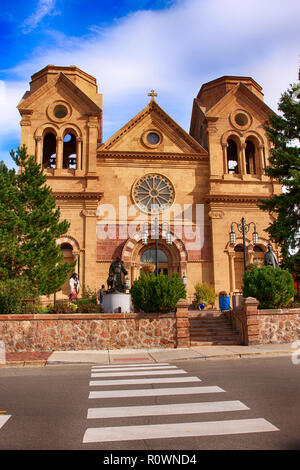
<box><xmin>69</xmin><ymin>273</ymin><xmax>80</xmax><ymax>300</ymax></box>
<box><xmin>98</xmin><ymin>284</ymin><xmax>105</xmax><ymax>308</ymax></box>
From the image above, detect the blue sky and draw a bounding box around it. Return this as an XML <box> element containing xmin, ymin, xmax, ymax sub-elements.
<box><xmin>1</xmin><ymin>0</ymin><xmax>300</xmax><ymax>168</ymax></box>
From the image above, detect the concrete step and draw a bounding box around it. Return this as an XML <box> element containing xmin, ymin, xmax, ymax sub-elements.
<box><xmin>191</xmin><ymin>333</ymin><xmax>240</xmax><ymax>340</ymax></box>
<box><xmin>189</xmin><ymin>311</ymin><xmax>241</xmax><ymax>345</ymax></box>
<box><xmin>191</xmin><ymin>339</ymin><xmax>242</xmax><ymax>346</ymax></box>
<box><xmin>191</xmin><ymin>334</ymin><xmax>240</xmax><ymax>341</ymax></box>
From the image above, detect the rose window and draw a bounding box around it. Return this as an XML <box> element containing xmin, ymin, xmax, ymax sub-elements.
<box><xmin>133</xmin><ymin>173</ymin><xmax>175</xmax><ymax>213</ymax></box>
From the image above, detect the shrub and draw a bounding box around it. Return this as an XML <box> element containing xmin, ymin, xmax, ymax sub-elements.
<box><xmin>48</xmin><ymin>300</ymin><xmax>102</xmax><ymax>314</ymax></box>
<box><xmin>194</xmin><ymin>283</ymin><xmax>217</xmax><ymax>305</ymax></box>
<box><xmin>0</xmin><ymin>277</ymin><xmax>39</xmax><ymax>314</ymax></box>
<box><xmin>242</xmin><ymin>265</ymin><xmax>295</xmax><ymax>309</ymax></box>
<box><xmin>130</xmin><ymin>272</ymin><xmax>186</xmax><ymax>313</ymax></box>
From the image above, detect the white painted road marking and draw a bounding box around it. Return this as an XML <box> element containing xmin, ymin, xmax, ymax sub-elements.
<box><xmin>91</xmin><ymin>363</ymin><xmax>169</xmax><ymax>368</ymax></box>
<box><xmin>89</xmin><ymin>386</ymin><xmax>224</xmax><ymax>399</ymax></box>
<box><xmin>0</xmin><ymin>415</ymin><xmax>11</xmax><ymax>429</ymax></box>
<box><xmin>89</xmin><ymin>376</ymin><xmax>201</xmax><ymax>386</ymax></box>
<box><xmin>87</xmin><ymin>400</ymin><xmax>249</xmax><ymax>419</ymax></box>
<box><xmin>91</xmin><ymin>369</ymin><xmax>187</xmax><ymax>378</ymax></box>
<box><xmin>83</xmin><ymin>418</ymin><xmax>279</xmax><ymax>443</ymax></box>
<box><xmin>91</xmin><ymin>365</ymin><xmax>178</xmax><ymax>372</ymax></box>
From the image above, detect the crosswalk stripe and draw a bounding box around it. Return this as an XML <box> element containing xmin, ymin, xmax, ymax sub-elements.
<box><xmin>83</xmin><ymin>418</ymin><xmax>279</xmax><ymax>443</ymax></box>
<box><xmin>91</xmin><ymin>366</ymin><xmax>178</xmax><ymax>372</ymax></box>
<box><xmin>89</xmin><ymin>376</ymin><xmax>201</xmax><ymax>386</ymax></box>
<box><xmin>91</xmin><ymin>363</ymin><xmax>169</xmax><ymax>368</ymax></box>
<box><xmin>91</xmin><ymin>369</ymin><xmax>187</xmax><ymax>378</ymax></box>
<box><xmin>0</xmin><ymin>415</ymin><xmax>11</xmax><ymax>429</ymax></box>
<box><xmin>87</xmin><ymin>400</ymin><xmax>249</xmax><ymax>419</ymax></box>
<box><xmin>89</xmin><ymin>386</ymin><xmax>224</xmax><ymax>399</ymax></box>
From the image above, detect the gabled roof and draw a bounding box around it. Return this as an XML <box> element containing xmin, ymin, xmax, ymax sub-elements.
<box><xmin>17</xmin><ymin>72</ymin><xmax>101</xmax><ymax>115</ymax></box>
<box><xmin>99</xmin><ymin>98</ymin><xmax>207</xmax><ymax>155</ymax></box>
<box><xmin>205</xmin><ymin>81</ymin><xmax>276</xmax><ymax>118</ymax></box>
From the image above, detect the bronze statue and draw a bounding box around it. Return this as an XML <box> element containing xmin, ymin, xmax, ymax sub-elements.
<box><xmin>264</xmin><ymin>244</ymin><xmax>279</xmax><ymax>268</ymax></box>
<box><xmin>107</xmin><ymin>256</ymin><xmax>128</xmax><ymax>292</ymax></box>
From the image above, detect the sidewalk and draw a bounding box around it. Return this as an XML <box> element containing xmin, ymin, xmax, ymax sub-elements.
<box><xmin>1</xmin><ymin>343</ymin><xmax>297</xmax><ymax>367</ymax></box>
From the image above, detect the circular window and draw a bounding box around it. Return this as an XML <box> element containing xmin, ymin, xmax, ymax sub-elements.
<box><xmin>132</xmin><ymin>173</ymin><xmax>175</xmax><ymax>214</ymax></box>
<box><xmin>147</xmin><ymin>132</ymin><xmax>160</xmax><ymax>145</ymax></box>
<box><xmin>230</xmin><ymin>109</ymin><xmax>252</xmax><ymax>130</ymax></box>
<box><xmin>47</xmin><ymin>101</ymin><xmax>72</xmax><ymax>122</ymax></box>
<box><xmin>142</xmin><ymin>129</ymin><xmax>163</xmax><ymax>148</ymax></box>
<box><xmin>235</xmin><ymin>113</ymin><xmax>248</xmax><ymax>127</ymax></box>
<box><xmin>54</xmin><ymin>104</ymin><xmax>68</xmax><ymax>119</ymax></box>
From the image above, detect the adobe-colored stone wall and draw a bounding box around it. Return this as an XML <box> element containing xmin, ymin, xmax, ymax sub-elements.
<box><xmin>0</xmin><ymin>313</ymin><xmax>178</xmax><ymax>352</ymax></box>
<box><xmin>258</xmin><ymin>309</ymin><xmax>300</xmax><ymax>344</ymax></box>
<box><xmin>228</xmin><ymin>298</ymin><xmax>300</xmax><ymax>345</ymax></box>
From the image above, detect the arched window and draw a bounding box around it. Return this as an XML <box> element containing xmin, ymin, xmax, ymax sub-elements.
<box><xmin>253</xmin><ymin>245</ymin><xmax>263</xmax><ymax>252</ymax></box>
<box><xmin>42</xmin><ymin>132</ymin><xmax>56</xmax><ymax>168</ymax></box>
<box><xmin>140</xmin><ymin>248</ymin><xmax>168</xmax><ymax>263</ymax></box>
<box><xmin>227</xmin><ymin>139</ymin><xmax>239</xmax><ymax>174</ymax></box>
<box><xmin>245</xmin><ymin>140</ymin><xmax>257</xmax><ymax>174</ymax></box>
<box><xmin>63</xmin><ymin>132</ymin><xmax>77</xmax><ymax>169</ymax></box>
<box><xmin>234</xmin><ymin>244</ymin><xmax>244</xmax><ymax>252</ymax></box>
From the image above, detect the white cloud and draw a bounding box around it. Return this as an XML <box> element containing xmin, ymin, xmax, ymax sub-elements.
<box><xmin>2</xmin><ymin>0</ymin><xmax>300</xmax><ymax>152</ymax></box>
<box><xmin>22</xmin><ymin>0</ymin><xmax>59</xmax><ymax>34</ymax></box>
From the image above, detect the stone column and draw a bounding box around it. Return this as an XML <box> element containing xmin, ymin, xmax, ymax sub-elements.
<box><xmin>87</xmin><ymin>117</ymin><xmax>98</xmax><ymax>174</ymax></box>
<box><xmin>56</xmin><ymin>136</ymin><xmax>63</xmax><ymax>169</ymax></box>
<box><xmin>175</xmin><ymin>298</ymin><xmax>190</xmax><ymax>348</ymax></box>
<box><xmin>81</xmin><ymin>207</ymin><xmax>98</xmax><ymax>292</ymax></box>
<box><xmin>222</xmin><ymin>142</ymin><xmax>228</xmax><ymax>174</ymax></box>
<box><xmin>258</xmin><ymin>145</ymin><xmax>265</xmax><ymax>175</ymax></box>
<box><xmin>240</xmin><ymin>143</ymin><xmax>247</xmax><ymax>175</ymax></box>
<box><xmin>228</xmin><ymin>253</ymin><xmax>236</xmax><ymax>293</ymax></box>
<box><xmin>243</xmin><ymin>297</ymin><xmax>259</xmax><ymax>345</ymax></box>
<box><xmin>76</xmin><ymin>137</ymin><xmax>82</xmax><ymax>171</ymax></box>
<box><xmin>35</xmin><ymin>136</ymin><xmax>42</xmax><ymax>166</ymax></box>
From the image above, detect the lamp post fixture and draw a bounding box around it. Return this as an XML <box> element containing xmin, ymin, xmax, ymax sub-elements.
<box><xmin>229</xmin><ymin>217</ymin><xmax>259</xmax><ymax>272</ymax></box>
<box><xmin>141</xmin><ymin>216</ymin><xmax>172</xmax><ymax>275</ymax></box>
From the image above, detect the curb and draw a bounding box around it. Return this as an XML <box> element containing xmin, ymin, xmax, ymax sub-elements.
<box><xmin>1</xmin><ymin>351</ymin><xmax>295</xmax><ymax>367</ymax></box>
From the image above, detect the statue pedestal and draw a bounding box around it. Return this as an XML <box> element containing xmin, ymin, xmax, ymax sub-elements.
<box><xmin>103</xmin><ymin>292</ymin><xmax>132</xmax><ymax>313</ymax></box>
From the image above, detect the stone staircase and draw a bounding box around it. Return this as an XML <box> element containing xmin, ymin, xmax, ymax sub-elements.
<box><xmin>189</xmin><ymin>311</ymin><xmax>241</xmax><ymax>346</ymax></box>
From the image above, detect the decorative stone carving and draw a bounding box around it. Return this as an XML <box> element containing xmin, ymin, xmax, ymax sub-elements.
<box><xmin>208</xmin><ymin>211</ymin><xmax>224</xmax><ymax>219</ymax></box>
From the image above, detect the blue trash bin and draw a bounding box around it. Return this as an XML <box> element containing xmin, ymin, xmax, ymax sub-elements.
<box><xmin>219</xmin><ymin>296</ymin><xmax>230</xmax><ymax>311</ymax></box>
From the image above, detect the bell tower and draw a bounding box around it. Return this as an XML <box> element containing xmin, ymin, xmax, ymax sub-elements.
<box><xmin>17</xmin><ymin>65</ymin><xmax>102</xmax><ymax>177</ymax></box>
<box><xmin>17</xmin><ymin>65</ymin><xmax>104</xmax><ymax>295</ymax></box>
<box><xmin>189</xmin><ymin>76</ymin><xmax>281</xmax><ymax>295</ymax></box>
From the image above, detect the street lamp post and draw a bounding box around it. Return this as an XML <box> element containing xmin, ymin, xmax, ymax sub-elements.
<box><xmin>141</xmin><ymin>216</ymin><xmax>172</xmax><ymax>275</ymax></box>
<box><xmin>229</xmin><ymin>217</ymin><xmax>259</xmax><ymax>272</ymax></box>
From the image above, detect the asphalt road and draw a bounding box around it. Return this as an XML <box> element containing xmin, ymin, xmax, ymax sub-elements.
<box><xmin>0</xmin><ymin>356</ymin><xmax>299</xmax><ymax>456</ymax></box>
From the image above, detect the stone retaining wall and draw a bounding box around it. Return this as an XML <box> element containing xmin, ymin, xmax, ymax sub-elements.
<box><xmin>228</xmin><ymin>297</ymin><xmax>300</xmax><ymax>345</ymax></box>
<box><xmin>258</xmin><ymin>309</ymin><xmax>300</xmax><ymax>344</ymax></box>
<box><xmin>0</xmin><ymin>299</ymin><xmax>190</xmax><ymax>352</ymax></box>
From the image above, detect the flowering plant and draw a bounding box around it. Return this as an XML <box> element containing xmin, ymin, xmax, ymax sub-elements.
<box><xmin>219</xmin><ymin>291</ymin><xmax>228</xmax><ymax>297</ymax></box>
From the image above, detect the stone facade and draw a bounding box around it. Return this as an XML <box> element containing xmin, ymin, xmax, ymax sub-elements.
<box><xmin>17</xmin><ymin>66</ymin><xmax>281</xmax><ymax>303</ymax></box>
<box><xmin>0</xmin><ymin>313</ymin><xmax>179</xmax><ymax>352</ymax></box>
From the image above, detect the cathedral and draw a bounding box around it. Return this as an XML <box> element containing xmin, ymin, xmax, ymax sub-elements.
<box><xmin>17</xmin><ymin>65</ymin><xmax>281</xmax><ymax>304</ymax></box>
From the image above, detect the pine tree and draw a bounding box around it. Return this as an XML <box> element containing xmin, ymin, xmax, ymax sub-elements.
<box><xmin>259</xmin><ymin>79</ymin><xmax>300</xmax><ymax>275</ymax></box>
<box><xmin>0</xmin><ymin>146</ymin><xmax>75</xmax><ymax>295</ymax></box>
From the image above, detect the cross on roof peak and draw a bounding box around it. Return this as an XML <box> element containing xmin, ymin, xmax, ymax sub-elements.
<box><xmin>148</xmin><ymin>89</ymin><xmax>158</xmax><ymax>100</ymax></box>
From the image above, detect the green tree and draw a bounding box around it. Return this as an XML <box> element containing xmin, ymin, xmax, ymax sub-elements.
<box><xmin>242</xmin><ymin>265</ymin><xmax>295</xmax><ymax>309</ymax></box>
<box><xmin>259</xmin><ymin>80</ymin><xmax>300</xmax><ymax>274</ymax></box>
<box><xmin>0</xmin><ymin>146</ymin><xmax>75</xmax><ymax>295</ymax></box>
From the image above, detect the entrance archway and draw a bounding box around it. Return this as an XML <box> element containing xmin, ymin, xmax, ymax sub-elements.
<box><xmin>140</xmin><ymin>246</ymin><xmax>169</xmax><ymax>276</ymax></box>
<box><xmin>121</xmin><ymin>233</ymin><xmax>188</xmax><ymax>285</ymax></box>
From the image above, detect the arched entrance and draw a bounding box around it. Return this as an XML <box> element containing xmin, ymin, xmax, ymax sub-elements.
<box><xmin>56</xmin><ymin>236</ymin><xmax>80</xmax><ymax>299</ymax></box>
<box><xmin>121</xmin><ymin>233</ymin><xmax>188</xmax><ymax>285</ymax></box>
<box><xmin>140</xmin><ymin>246</ymin><xmax>170</xmax><ymax>276</ymax></box>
